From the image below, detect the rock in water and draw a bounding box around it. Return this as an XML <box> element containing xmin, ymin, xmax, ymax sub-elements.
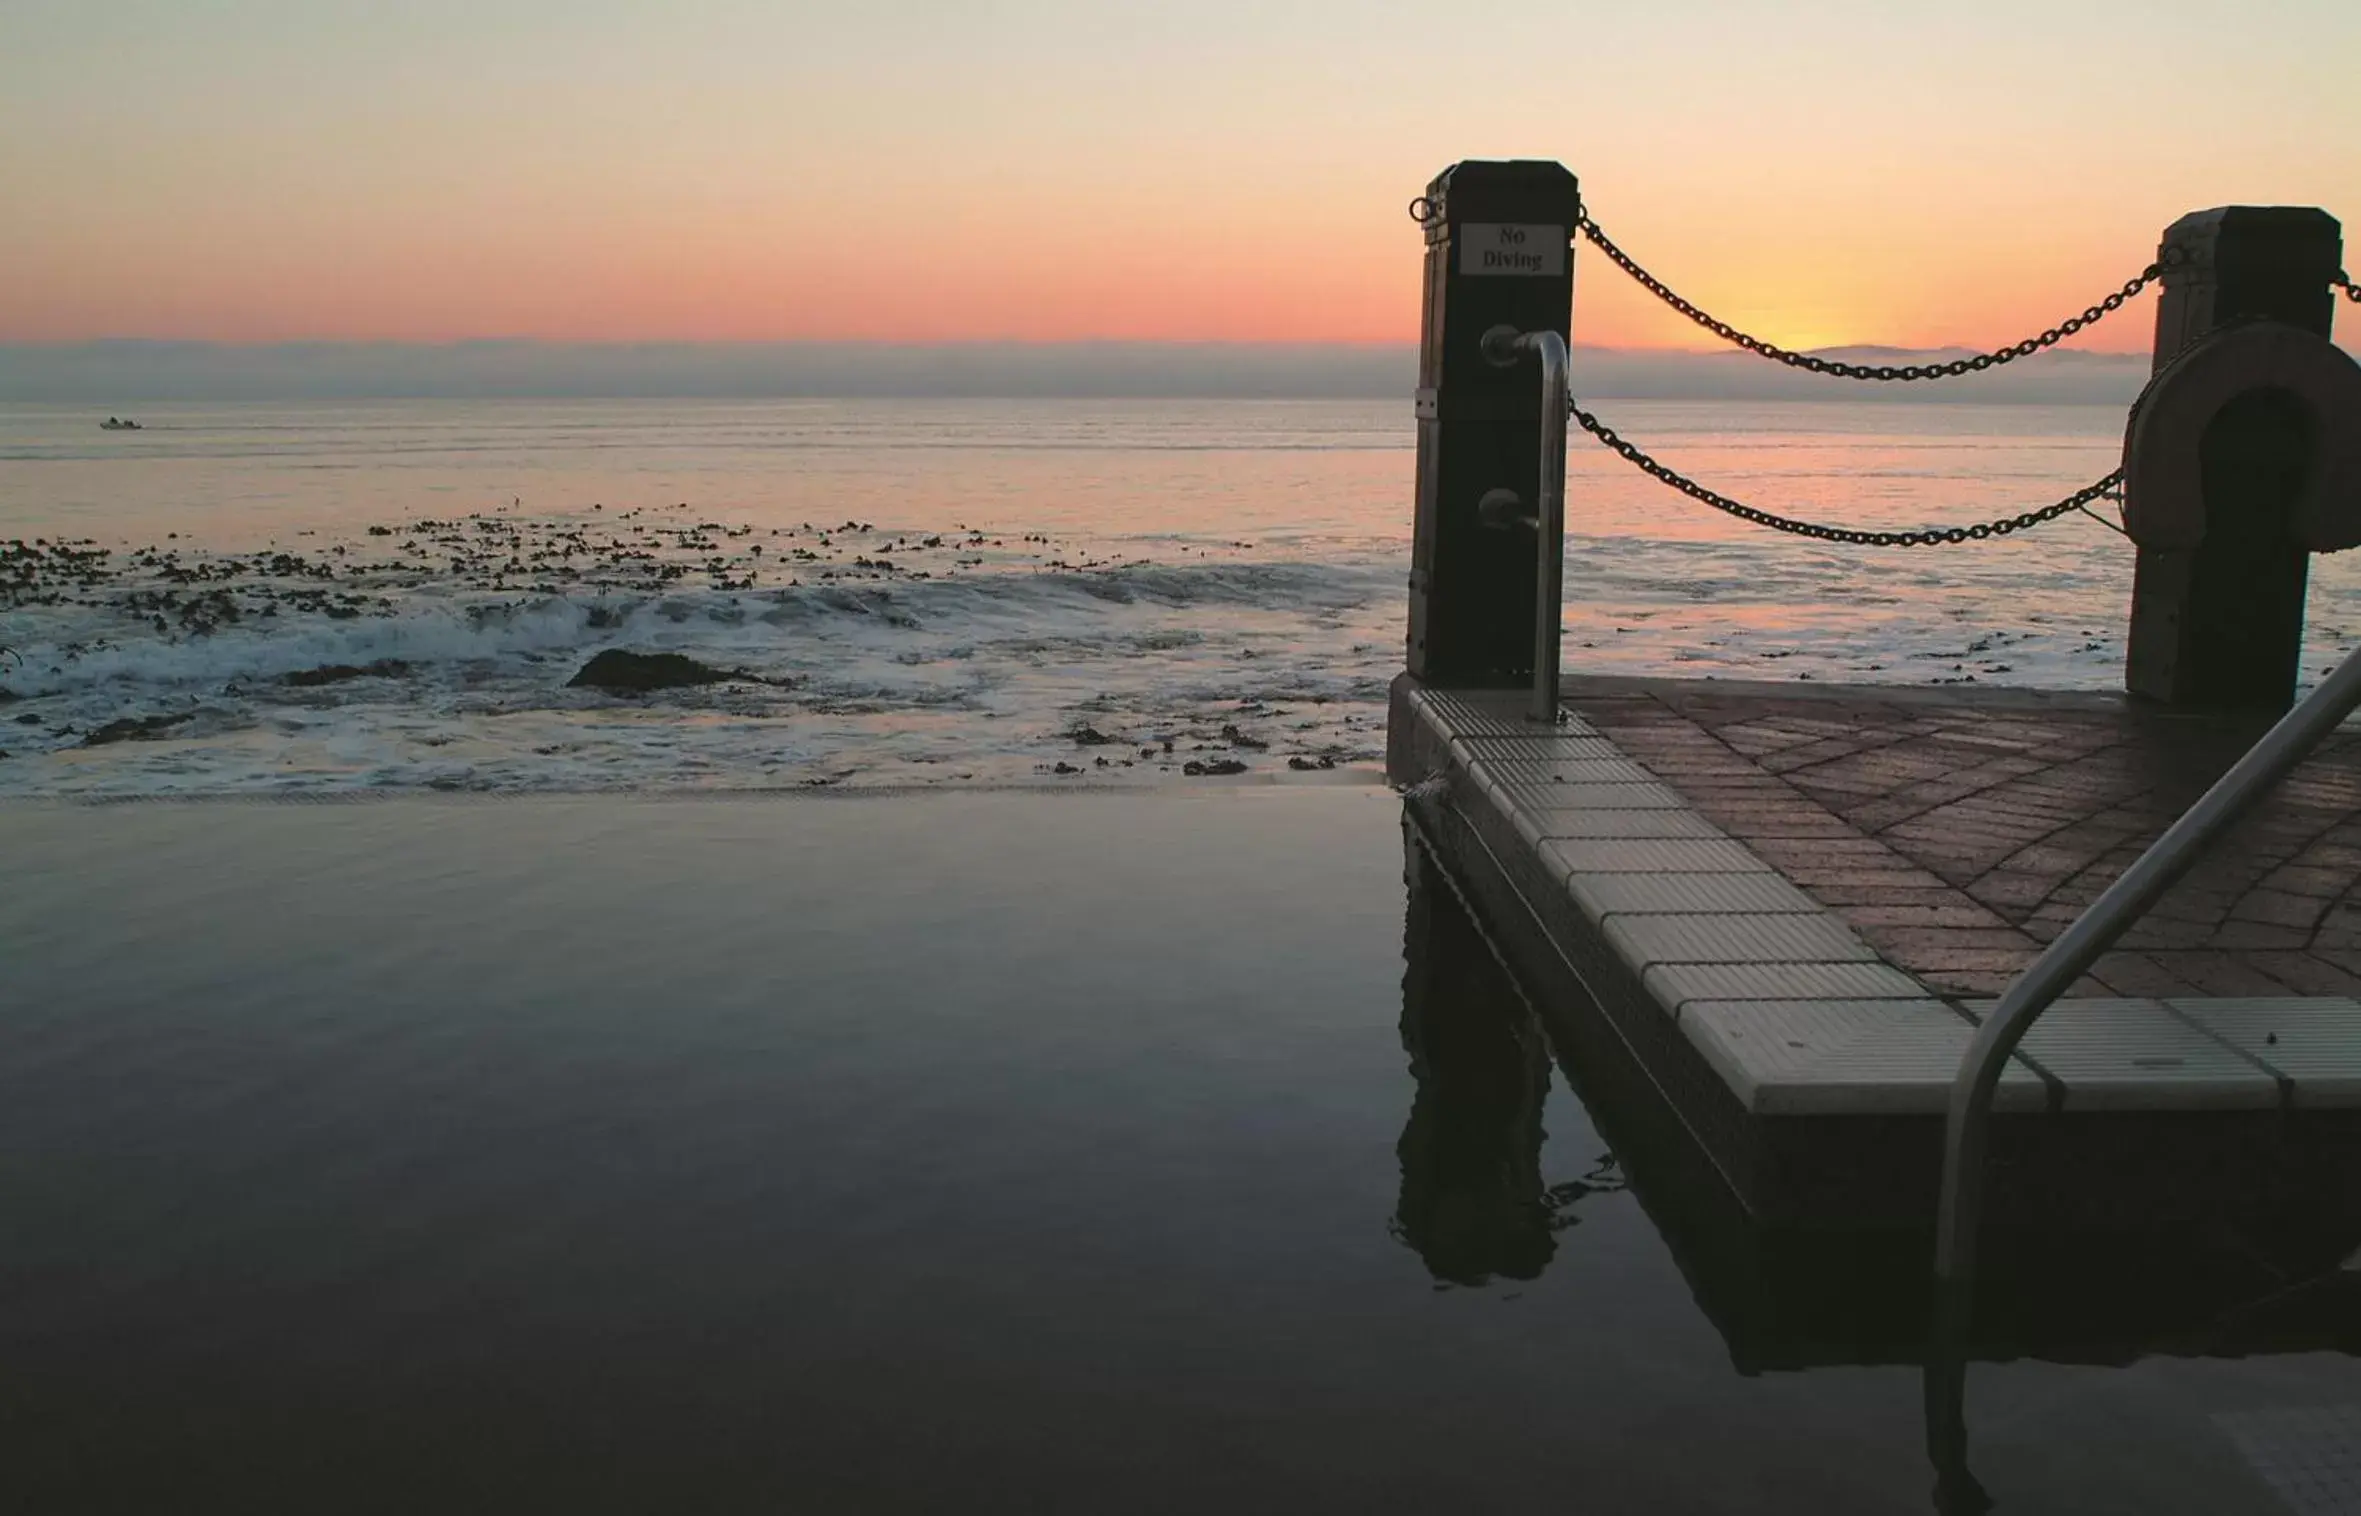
<box><xmin>284</xmin><ymin>659</ymin><xmax>410</xmax><ymax>687</ymax></box>
<box><xmin>567</xmin><ymin>649</ymin><xmax>732</xmax><ymax>693</ymax></box>
<box><xmin>81</xmin><ymin>713</ymin><xmax>193</xmax><ymax>747</ymax></box>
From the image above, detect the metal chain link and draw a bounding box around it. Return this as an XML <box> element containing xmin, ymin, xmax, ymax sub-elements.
<box><xmin>1569</xmin><ymin>400</ymin><xmax>2120</xmax><ymax>547</ymax></box>
<box><xmin>1577</xmin><ymin>212</ymin><xmax>2173</xmax><ymax>381</ymax></box>
<box><xmin>1403</xmin><ymin>193</ymin><xmax>2350</xmax><ymax>542</ymax></box>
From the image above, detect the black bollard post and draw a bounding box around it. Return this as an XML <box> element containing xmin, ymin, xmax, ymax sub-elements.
<box><xmin>1405</xmin><ymin>160</ymin><xmax>1581</xmax><ymax>692</ymax></box>
<box><xmin>2126</xmin><ymin>207</ymin><xmax>2344</xmax><ymax>711</ymax></box>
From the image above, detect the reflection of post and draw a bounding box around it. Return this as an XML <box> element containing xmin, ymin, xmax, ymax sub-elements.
<box><xmin>1393</xmin><ymin>826</ymin><xmax>1556</xmax><ymax>1285</ymax></box>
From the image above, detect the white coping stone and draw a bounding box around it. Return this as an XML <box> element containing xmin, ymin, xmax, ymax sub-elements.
<box><xmin>1416</xmin><ymin>690</ymin><xmax>1554</xmax><ymax>738</ymax></box>
<box><xmin>1606</xmin><ymin>912</ymin><xmax>1880</xmax><ymax>968</ymax></box>
<box><xmin>1681</xmin><ymin>1000</ymin><xmax>2048</xmax><ymax>1115</ymax></box>
<box><xmin>1457</xmin><ymin>734</ymin><xmax>1625</xmax><ymax>765</ymax></box>
<box><xmin>1507</xmin><ymin>797</ymin><xmax>1553</xmax><ymax>854</ymax></box>
<box><xmin>1460</xmin><ymin>765</ymin><xmax>1506</xmax><ymax>813</ymax></box>
<box><xmin>1522</xmin><ymin>810</ymin><xmax>1725</xmax><ymax>841</ymax></box>
<box><xmin>1645</xmin><ymin>960</ymin><xmax>1929</xmax><ymax>1015</ymax></box>
<box><xmin>1959</xmin><ymin>998</ymin><xmax>2281</xmax><ymax>1112</ymax></box>
<box><xmin>1412</xmin><ymin>694</ymin><xmax>1598</xmax><ymax>747</ymax></box>
<box><xmin>1428</xmin><ymin>702</ymin><xmax>1600</xmax><ymax>742</ymax></box>
<box><xmin>1565</xmin><ymin>871</ymin><xmax>1825</xmax><ymax>921</ymax></box>
<box><xmin>1544</xmin><ymin>838</ymin><xmax>1776</xmax><ymax>875</ymax></box>
<box><xmin>1477</xmin><ymin>758</ymin><xmax>1662</xmax><ymax>786</ymax></box>
<box><xmin>2214</xmin><ymin>1403</ymin><xmax>2361</xmax><ymax>1516</ymax></box>
<box><xmin>1488</xmin><ymin>781</ymin><xmax>1686</xmax><ymax>811</ymax></box>
<box><xmin>2167</xmin><ymin>997</ymin><xmax>2361</xmax><ymax>1109</ymax></box>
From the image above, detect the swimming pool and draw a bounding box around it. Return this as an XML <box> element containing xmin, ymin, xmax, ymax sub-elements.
<box><xmin>3</xmin><ymin>790</ymin><xmax>2353</xmax><ymax>1512</ymax></box>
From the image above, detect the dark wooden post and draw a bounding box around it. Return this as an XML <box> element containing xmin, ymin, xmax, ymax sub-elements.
<box><xmin>2127</xmin><ymin>207</ymin><xmax>2344</xmax><ymax>711</ymax></box>
<box><xmin>1405</xmin><ymin>160</ymin><xmax>1580</xmax><ymax>690</ymax></box>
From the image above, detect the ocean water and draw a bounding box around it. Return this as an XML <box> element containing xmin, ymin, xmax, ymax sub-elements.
<box><xmin>5</xmin><ymin>396</ymin><xmax>2359</xmax><ymax>796</ymax></box>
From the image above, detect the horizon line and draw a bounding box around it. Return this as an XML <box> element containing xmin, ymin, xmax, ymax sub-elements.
<box><xmin>0</xmin><ymin>337</ymin><xmax>2171</xmax><ymax>405</ymax></box>
<box><xmin>0</xmin><ymin>336</ymin><xmax>2156</xmax><ymax>359</ymax></box>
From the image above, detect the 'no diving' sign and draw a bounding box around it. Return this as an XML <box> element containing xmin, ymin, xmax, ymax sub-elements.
<box><xmin>1459</xmin><ymin>224</ymin><xmax>1565</xmax><ymax>277</ymax></box>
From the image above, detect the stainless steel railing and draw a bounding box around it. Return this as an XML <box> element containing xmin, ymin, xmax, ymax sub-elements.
<box><xmin>1480</xmin><ymin>325</ymin><xmax>1569</xmax><ymax>724</ymax></box>
<box><xmin>1926</xmin><ymin>639</ymin><xmax>2361</xmax><ymax>1498</ymax></box>
<box><xmin>1934</xmin><ymin>640</ymin><xmax>2361</xmax><ymax>1285</ymax></box>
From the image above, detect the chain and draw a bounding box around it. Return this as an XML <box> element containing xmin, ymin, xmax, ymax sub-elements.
<box><xmin>1569</xmin><ymin>400</ymin><xmax>2119</xmax><ymax>547</ymax></box>
<box><xmin>1576</xmin><ymin>212</ymin><xmax>2173</xmax><ymax>381</ymax></box>
<box><xmin>1404</xmin><ymin>193</ymin><xmax>2345</xmax><ymax>539</ymax></box>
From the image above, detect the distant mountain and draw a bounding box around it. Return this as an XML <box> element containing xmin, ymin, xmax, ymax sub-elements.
<box><xmin>0</xmin><ymin>339</ymin><xmax>2157</xmax><ymax>405</ymax></box>
<box><xmin>1804</xmin><ymin>345</ymin><xmax>2149</xmax><ymax>370</ymax></box>
<box><xmin>1568</xmin><ymin>344</ymin><xmax>2150</xmax><ymax>405</ymax></box>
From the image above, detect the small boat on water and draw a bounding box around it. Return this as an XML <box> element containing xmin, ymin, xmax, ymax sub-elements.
<box><xmin>100</xmin><ymin>416</ymin><xmax>142</xmax><ymax>431</ymax></box>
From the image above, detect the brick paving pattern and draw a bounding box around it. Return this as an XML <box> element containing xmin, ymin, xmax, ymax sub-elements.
<box><xmin>1563</xmin><ymin>677</ymin><xmax>2361</xmax><ymax>1000</ymax></box>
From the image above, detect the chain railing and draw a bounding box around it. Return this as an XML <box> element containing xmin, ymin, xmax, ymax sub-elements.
<box><xmin>1576</xmin><ymin>211</ymin><xmax>2176</xmax><ymax>381</ymax></box>
<box><xmin>1569</xmin><ymin>401</ymin><xmax>2123</xmax><ymax>547</ymax></box>
<box><xmin>1562</xmin><ymin>207</ymin><xmax>2189</xmax><ymax>543</ymax></box>
<box><xmin>1417</xmin><ymin>199</ymin><xmax>2355</xmax><ymax>546</ymax></box>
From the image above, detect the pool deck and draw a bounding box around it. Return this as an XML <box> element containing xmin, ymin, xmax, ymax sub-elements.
<box><xmin>1389</xmin><ymin>673</ymin><xmax>2361</xmax><ymax>1230</ymax></box>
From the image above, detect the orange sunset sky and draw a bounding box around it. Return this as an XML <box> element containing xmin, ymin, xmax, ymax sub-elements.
<box><xmin>4</xmin><ymin>0</ymin><xmax>2357</xmax><ymax>353</ymax></box>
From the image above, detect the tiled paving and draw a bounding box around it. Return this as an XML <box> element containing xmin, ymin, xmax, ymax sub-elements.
<box><xmin>1394</xmin><ymin>677</ymin><xmax>2361</xmax><ymax>1228</ymax></box>
<box><xmin>1402</xmin><ymin>684</ymin><xmax>2049</xmax><ymax>1117</ymax></box>
<box><xmin>1396</xmin><ymin>679</ymin><xmax>2361</xmax><ymax>1125</ymax></box>
<box><xmin>1564</xmin><ymin>675</ymin><xmax>2361</xmax><ymax>1002</ymax></box>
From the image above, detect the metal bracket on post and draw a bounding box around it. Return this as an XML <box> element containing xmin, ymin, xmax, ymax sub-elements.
<box><xmin>1481</xmin><ymin>325</ymin><xmax>1569</xmax><ymax>724</ymax></box>
<box><xmin>1401</xmin><ymin>160</ymin><xmax>1580</xmax><ymax>698</ymax></box>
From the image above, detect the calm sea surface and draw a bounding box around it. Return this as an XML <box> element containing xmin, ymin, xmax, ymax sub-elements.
<box><xmin>6</xmin><ymin>791</ymin><xmax>2356</xmax><ymax>1512</ymax></box>
<box><xmin>7</xmin><ymin>396</ymin><xmax>2357</xmax><ymax>795</ymax></box>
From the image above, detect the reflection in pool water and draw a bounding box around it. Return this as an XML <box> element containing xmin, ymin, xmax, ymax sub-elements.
<box><xmin>1</xmin><ymin>791</ymin><xmax>2355</xmax><ymax>1512</ymax></box>
<box><xmin>1393</xmin><ymin>845</ymin><xmax>1629</xmax><ymax>1288</ymax></box>
<box><xmin>1398</xmin><ymin>808</ymin><xmax>2361</xmax><ymax>1513</ymax></box>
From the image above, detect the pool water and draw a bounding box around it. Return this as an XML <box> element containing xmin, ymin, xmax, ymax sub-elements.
<box><xmin>2</xmin><ymin>789</ymin><xmax>2355</xmax><ymax>1512</ymax></box>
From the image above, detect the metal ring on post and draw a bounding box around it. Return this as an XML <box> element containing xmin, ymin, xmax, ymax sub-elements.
<box><xmin>1481</xmin><ymin>326</ymin><xmax>1570</xmax><ymax>724</ymax></box>
<box><xmin>2121</xmin><ymin>320</ymin><xmax>2361</xmax><ymax>552</ymax></box>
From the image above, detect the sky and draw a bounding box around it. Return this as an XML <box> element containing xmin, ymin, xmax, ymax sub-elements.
<box><xmin>3</xmin><ymin>0</ymin><xmax>2357</xmax><ymax>352</ymax></box>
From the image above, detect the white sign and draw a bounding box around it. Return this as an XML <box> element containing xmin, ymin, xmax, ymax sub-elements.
<box><xmin>1459</xmin><ymin>223</ymin><xmax>1566</xmax><ymax>278</ymax></box>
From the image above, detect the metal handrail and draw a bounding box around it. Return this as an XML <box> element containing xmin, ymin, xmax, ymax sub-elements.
<box><xmin>1934</xmin><ymin>640</ymin><xmax>2361</xmax><ymax>1283</ymax></box>
<box><xmin>1926</xmin><ymin>640</ymin><xmax>2361</xmax><ymax>1494</ymax></box>
<box><xmin>1480</xmin><ymin>326</ymin><xmax>1569</xmax><ymax>724</ymax></box>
